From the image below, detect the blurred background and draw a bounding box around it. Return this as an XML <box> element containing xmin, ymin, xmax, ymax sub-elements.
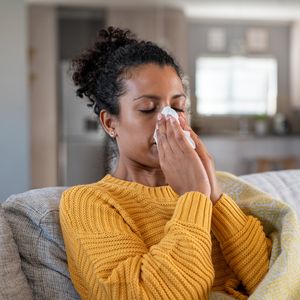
<box><xmin>1</xmin><ymin>0</ymin><xmax>300</xmax><ymax>200</ymax></box>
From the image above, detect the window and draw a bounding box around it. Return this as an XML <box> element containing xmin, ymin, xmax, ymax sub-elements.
<box><xmin>195</xmin><ymin>56</ymin><xmax>278</xmax><ymax>115</ymax></box>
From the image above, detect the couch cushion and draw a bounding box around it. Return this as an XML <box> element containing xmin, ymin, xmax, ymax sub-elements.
<box><xmin>0</xmin><ymin>205</ymin><xmax>33</xmax><ymax>300</ymax></box>
<box><xmin>2</xmin><ymin>187</ymin><xmax>80</xmax><ymax>300</ymax></box>
<box><xmin>240</xmin><ymin>169</ymin><xmax>300</xmax><ymax>220</ymax></box>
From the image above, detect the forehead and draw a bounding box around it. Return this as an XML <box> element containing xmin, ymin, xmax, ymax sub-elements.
<box><xmin>123</xmin><ymin>63</ymin><xmax>184</xmax><ymax>95</ymax></box>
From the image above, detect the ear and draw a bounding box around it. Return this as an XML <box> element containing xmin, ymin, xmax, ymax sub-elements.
<box><xmin>99</xmin><ymin>110</ymin><xmax>119</xmax><ymax>138</ymax></box>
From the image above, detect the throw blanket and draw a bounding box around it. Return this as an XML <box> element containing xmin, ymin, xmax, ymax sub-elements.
<box><xmin>211</xmin><ymin>171</ymin><xmax>300</xmax><ymax>300</ymax></box>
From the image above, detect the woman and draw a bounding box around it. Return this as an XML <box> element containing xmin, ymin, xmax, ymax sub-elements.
<box><xmin>60</xmin><ymin>27</ymin><xmax>270</xmax><ymax>300</ymax></box>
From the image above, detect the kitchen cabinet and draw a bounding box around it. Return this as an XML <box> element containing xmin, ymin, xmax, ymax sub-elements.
<box><xmin>202</xmin><ymin>135</ymin><xmax>300</xmax><ymax>175</ymax></box>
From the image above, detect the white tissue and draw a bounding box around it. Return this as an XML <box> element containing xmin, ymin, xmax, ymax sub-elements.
<box><xmin>153</xmin><ymin>106</ymin><xmax>196</xmax><ymax>149</ymax></box>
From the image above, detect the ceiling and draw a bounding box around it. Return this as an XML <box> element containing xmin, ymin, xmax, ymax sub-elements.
<box><xmin>26</xmin><ymin>0</ymin><xmax>300</xmax><ymax>21</ymax></box>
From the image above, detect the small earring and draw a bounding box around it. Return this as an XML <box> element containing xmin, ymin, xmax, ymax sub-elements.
<box><xmin>109</xmin><ymin>130</ymin><xmax>115</xmax><ymax>138</ymax></box>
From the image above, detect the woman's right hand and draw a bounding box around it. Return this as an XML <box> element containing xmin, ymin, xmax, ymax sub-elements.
<box><xmin>156</xmin><ymin>114</ymin><xmax>211</xmax><ymax>197</ymax></box>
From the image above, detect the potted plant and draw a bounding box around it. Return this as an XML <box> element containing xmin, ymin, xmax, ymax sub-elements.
<box><xmin>254</xmin><ymin>114</ymin><xmax>269</xmax><ymax>136</ymax></box>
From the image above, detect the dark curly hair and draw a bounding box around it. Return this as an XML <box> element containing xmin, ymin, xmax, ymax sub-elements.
<box><xmin>71</xmin><ymin>26</ymin><xmax>185</xmax><ymax>117</ymax></box>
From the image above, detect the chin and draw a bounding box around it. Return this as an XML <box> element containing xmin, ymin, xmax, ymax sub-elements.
<box><xmin>141</xmin><ymin>148</ymin><xmax>161</xmax><ymax>168</ymax></box>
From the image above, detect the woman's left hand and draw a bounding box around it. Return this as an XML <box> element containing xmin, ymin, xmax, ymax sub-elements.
<box><xmin>178</xmin><ymin>113</ymin><xmax>223</xmax><ymax>204</ymax></box>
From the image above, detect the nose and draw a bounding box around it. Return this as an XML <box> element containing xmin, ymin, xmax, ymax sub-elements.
<box><xmin>158</xmin><ymin>106</ymin><xmax>179</xmax><ymax>120</ymax></box>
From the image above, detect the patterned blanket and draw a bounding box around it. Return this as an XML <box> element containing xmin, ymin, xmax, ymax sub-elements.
<box><xmin>211</xmin><ymin>171</ymin><xmax>300</xmax><ymax>300</ymax></box>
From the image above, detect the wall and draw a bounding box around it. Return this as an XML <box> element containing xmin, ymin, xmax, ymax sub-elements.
<box><xmin>290</xmin><ymin>21</ymin><xmax>300</xmax><ymax>111</ymax></box>
<box><xmin>187</xmin><ymin>20</ymin><xmax>297</xmax><ymax>133</ymax></box>
<box><xmin>0</xmin><ymin>1</ymin><xmax>29</xmax><ymax>201</ymax></box>
<box><xmin>58</xmin><ymin>7</ymin><xmax>105</xmax><ymax>60</ymax></box>
<box><xmin>107</xmin><ymin>7</ymin><xmax>187</xmax><ymax>72</ymax></box>
<box><xmin>29</xmin><ymin>5</ymin><xmax>58</xmax><ymax>188</ymax></box>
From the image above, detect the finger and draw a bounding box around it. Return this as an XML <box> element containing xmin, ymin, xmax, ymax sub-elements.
<box><xmin>155</xmin><ymin>128</ymin><xmax>165</xmax><ymax>162</ymax></box>
<box><xmin>178</xmin><ymin>114</ymin><xmax>189</xmax><ymax>131</ymax></box>
<box><xmin>178</xmin><ymin>118</ymin><xmax>210</xmax><ymax>157</ymax></box>
<box><xmin>165</xmin><ymin>117</ymin><xmax>185</xmax><ymax>154</ymax></box>
<box><xmin>179</xmin><ymin>123</ymin><xmax>214</xmax><ymax>175</ymax></box>
<box><xmin>178</xmin><ymin>112</ymin><xmax>186</xmax><ymax>121</ymax></box>
<box><xmin>168</xmin><ymin>116</ymin><xmax>192</xmax><ymax>153</ymax></box>
<box><xmin>178</xmin><ymin>115</ymin><xmax>202</xmax><ymax>152</ymax></box>
<box><xmin>195</xmin><ymin>135</ymin><xmax>210</xmax><ymax>159</ymax></box>
<box><xmin>158</xmin><ymin>114</ymin><xmax>167</xmax><ymax>135</ymax></box>
<box><xmin>157</xmin><ymin>116</ymin><xmax>174</xmax><ymax>156</ymax></box>
<box><xmin>193</xmin><ymin>137</ymin><xmax>217</xmax><ymax>190</ymax></box>
<box><xmin>178</xmin><ymin>115</ymin><xmax>194</xmax><ymax>137</ymax></box>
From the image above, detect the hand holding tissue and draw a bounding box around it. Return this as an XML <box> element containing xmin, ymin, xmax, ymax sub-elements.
<box><xmin>153</xmin><ymin>106</ymin><xmax>196</xmax><ymax>149</ymax></box>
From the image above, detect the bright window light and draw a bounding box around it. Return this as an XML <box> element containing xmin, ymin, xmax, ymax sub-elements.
<box><xmin>196</xmin><ymin>56</ymin><xmax>278</xmax><ymax>115</ymax></box>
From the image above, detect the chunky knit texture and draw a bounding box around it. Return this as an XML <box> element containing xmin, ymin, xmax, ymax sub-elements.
<box><xmin>60</xmin><ymin>174</ymin><xmax>270</xmax><ymax>300</ymax></box>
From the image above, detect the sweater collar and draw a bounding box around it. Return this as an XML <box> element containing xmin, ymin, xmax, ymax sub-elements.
<box><xmin>100</xmin><ymin>174</ymin><xmax>179</xmax><ymax>201</ymax></box>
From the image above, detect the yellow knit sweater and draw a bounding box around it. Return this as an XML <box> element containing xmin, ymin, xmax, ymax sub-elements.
<box><xmin>59</xmin><ymin>174</ymin><xmax>270</xmax><ymax>300</ymax></box>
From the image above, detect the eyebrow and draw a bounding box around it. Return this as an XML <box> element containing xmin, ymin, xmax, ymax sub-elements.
<box><xmin>133</xmin><ymin>93</ymin><xmax>186</xmax><ymax>101</ymax></box>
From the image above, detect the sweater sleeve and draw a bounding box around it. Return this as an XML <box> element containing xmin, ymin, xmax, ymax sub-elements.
<box><xmin>59</xmin><ymin>186</ymin><xmax>215</xmax><ymax>300</ymax></box>
<box><xmin>211</xmin><ymin>194</ymin><xmax>271</xmax><ymax>295</ymax></box>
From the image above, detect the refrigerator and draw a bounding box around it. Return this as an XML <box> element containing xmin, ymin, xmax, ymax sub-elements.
<box><xmin>59</xmin><ymin>60</ymin><xmax>107</xmax><ymax>186</ymax></box>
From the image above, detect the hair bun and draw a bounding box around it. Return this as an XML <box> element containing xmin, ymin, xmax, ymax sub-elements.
<box><xmin>95</xmin><ymin>26</ymin><xmax>137</xmax><ymax>55</ymax></box>
<box><xmin>99</xmin><ymin>26</ymin><xmax>136</xmax><ymax>43</ymax></box>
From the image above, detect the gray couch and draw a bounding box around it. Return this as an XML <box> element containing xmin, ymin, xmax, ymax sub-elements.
<box><xmin>1</xmin><ymin>170</ymin><xmax>300</xmax><ymax>300</ymax></box>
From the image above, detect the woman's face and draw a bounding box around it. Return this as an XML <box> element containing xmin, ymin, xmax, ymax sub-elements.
<box><xmin>114</xmin><ymin>63</ymin><xmax>187</xmax><ymax>168</ymax></box>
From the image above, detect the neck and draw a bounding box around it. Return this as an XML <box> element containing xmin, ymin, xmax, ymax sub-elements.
<box><xmin>112</xmin><ymin>157</ymin><xmax>167</xmax><ymax>187</ymax></box>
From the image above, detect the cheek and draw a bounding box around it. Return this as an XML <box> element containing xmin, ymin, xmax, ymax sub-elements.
<box><xmin>118</xmin><ymin>113</ymin><xmax>156</xmax><ymax>143</ymax></box>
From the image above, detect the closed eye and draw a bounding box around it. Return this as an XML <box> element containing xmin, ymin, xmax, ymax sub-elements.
<box><xmin>139</xmin><ymin>107</ymin><xmax>185</xmax><ymax>114</ymax></box>
<box><xmin>139</xmin><ymin>108</ymin><xmax>156</xmax><ymax>113</ymax></box>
